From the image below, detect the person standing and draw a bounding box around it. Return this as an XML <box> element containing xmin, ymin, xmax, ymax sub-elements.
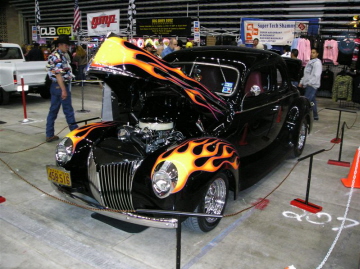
<box><xmin>73</xmin><ymin>45</ymin><xmax>88</xmax><ymax>86</ymax></box>
<box><xmin>281</xmin><ymin>45</ymin><xmax>291</xmax><ymax>57</ymax></box>
<box><xmin>45</xmin><ymin>35</ymin><xmax>78</xmax><ymax>142</ymax></box>
<box><xmin>299</xmin><ymin>48</ymin><xmax>322</xmax><ymax>120</ymax></box>
<box><xmin>161</xmin><ymin>38</ymin><xmax>180</xmax><ymax>58</ymax></box>
<box><xmin>252</xmin><ymin>38</ymin><xmax>264</xmax><ymax>49</ymax></box>
<box><xmin>26</xmin><ymin>43</ymin><xmax>44</xmax><ymax>61</ymax></box>
<box><xmin>291</xmin><ymin>49</ymin><xmax>299</xmax><ymax>59</ymax></box>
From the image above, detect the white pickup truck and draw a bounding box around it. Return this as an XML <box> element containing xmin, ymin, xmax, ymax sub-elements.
<box><xmin>0</xmin><ymin>42</ymin><xmax>50</xmax><ymax>105</ymax></box>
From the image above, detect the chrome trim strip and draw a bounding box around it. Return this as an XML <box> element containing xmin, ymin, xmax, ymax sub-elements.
<box><xmin>237</xmin><ymin>92</ymin><xmax>295</xmax><ymax>113</ymax></box>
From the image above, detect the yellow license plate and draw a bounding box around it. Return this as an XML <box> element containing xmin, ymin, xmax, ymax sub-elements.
<box><xmin>46</xmin><ymin>165</ymin><xmax>72</xmax><ymax>187</ymax></box>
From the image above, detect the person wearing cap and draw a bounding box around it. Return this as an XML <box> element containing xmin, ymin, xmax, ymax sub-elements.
<box><xmin>26</xmin><ymin>42</ymin><xmax>44</xmax><ymax>61</ymax></box>
<box><xmin>144</xmin><ymin>43</ymin><xmax>156</xmax><ymax>54</ymax></box>
<box><xmin>45</xmin><ymin>35</ymin><xmax>78</xmax><ymax>142</ymax></box>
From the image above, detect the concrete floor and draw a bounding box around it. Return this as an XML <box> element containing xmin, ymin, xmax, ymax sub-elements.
<box><xmin>0</xmin><ymin>84</ymin><xmax>359</xmax><ymax>269</ymax></box>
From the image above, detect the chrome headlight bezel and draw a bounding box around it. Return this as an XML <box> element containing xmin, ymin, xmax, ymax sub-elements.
<box><xmin>55</xmin><ymin>137</ymin><xmax>74</xmax><ymax>165</ymax></box>
<box><xmin>152</xmin><ymin>161</ymin><xmax>178</xmax><ymax>198</ymax></box>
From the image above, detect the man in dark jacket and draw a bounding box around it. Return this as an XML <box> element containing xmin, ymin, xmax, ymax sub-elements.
<box><xmin>27</xmin><ymin>43</ymin><xmax>44</xmax><ymax>61</ymax></box>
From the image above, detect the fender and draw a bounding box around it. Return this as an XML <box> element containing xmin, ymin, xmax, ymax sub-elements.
<box><xmin>151</xmin><ymin>137</ymin><xmax>240</xmax><ymax>196</ymax></box>
<box><xmin>285</xmin><ymin>96</ymin><xmax>313</xmax><ymax>142</ymax></box>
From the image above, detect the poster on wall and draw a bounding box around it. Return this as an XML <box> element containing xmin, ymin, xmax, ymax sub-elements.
<box><xmin>87</xmin><ymin>9</ymin><xmax>120</xmax><ymax>36</ymax></box>
<box><xmin>243</xmin><ymin>20</ymin><xmax>309</xmax><ymax>45</ymax></box>
<box><xmin>136</xmin><ymin>17</ymin><xmax>191</xmax><ymax>36</ymax></box>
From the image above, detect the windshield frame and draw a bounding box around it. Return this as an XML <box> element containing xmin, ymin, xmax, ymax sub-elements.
<box><xmin>172</xmin><ymin>61</ymin><xmax>241</xmax><ymax>97</ymax></box>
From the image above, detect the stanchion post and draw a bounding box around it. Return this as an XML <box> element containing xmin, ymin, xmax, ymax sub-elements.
<box><xmin>290</xmin><ymin>149</ymin><xmax>325</xmax><ymax>213</ymax></box>
<box><xmin>21</xmin><ymin>76</ymin><xmax>28</xmax><ymax>122</ymax></box>
<box><xmin>136</xmin><ymin>209</ymin><xmax>222</xmax><ymax>269</ymax></box>
<box><xmin>325</xmin><ymin>107</ymin><xmax>357</xmax><ymax>144</ymax></box>
<box><xmin>331</xmin><ymin>110</ymin><xmax>342</xmax><ymax>144</ymax></box>
<box><xmin>176</xmin><ymin>215</ymin><xmax>181</xmax><ymax>269</ymax></box>
<box><xmin>327</xmin><ymin>121</ymin><xmax>350</xmax><ymax>167</ymax></box>
<box><xmin>76</xmin><ymin>79</ymin><xmax>90</xmax><ymax>113</ymax></box>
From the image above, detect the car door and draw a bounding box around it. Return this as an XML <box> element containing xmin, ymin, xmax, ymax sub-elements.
<box><xmin>228</xmin><ymin>65</ymin><xmax>278</xmax><ymax>158</ymax></box>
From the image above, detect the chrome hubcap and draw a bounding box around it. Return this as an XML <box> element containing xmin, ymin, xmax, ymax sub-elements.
<box><xmin>204</xmin><ymin>177</ymin><xmax>227</xmax><ymax>223</ymax></box>
<box><xmin>297</xmin><ymin>121</ymin><xmax>307</xmax><ymax>150</ymax></box>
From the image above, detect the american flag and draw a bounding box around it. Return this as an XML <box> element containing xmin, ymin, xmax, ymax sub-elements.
<box><xmin>35</xmin><ymin>0</ymin><xmax>41</xmax><ymax>25</ymax></box>
<box><xmin>74</xmin><ymin>0</ymin><xmax>81</xmax><ymax>32</ymax></box>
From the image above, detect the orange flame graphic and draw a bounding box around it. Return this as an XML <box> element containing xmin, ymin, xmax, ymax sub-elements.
<box><xmin>90</xmin><ymin>37</ymin><xmax>226</xmax><ymax>119</ymax></box>
<box><xmin>66</xmin><ymin>122</ymin><xmax>117</xmax><ymax>152</ymax></box>
<box><xmin>152</xmin><ymin>138</ymin><xmax>239</xmax><ymax>193</ymax></box>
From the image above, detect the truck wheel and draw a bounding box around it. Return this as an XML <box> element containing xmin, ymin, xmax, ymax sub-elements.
<box><xmin>0</xmin><ymin>89</ymin><xmax>10</xmax><ymax>105</ymax></box>
<box><xmin>40</xmin><ymin>87</ymin><xmax>51</xmax><ymax>99</ymax></box>
<box><xmin>183</xmin><ymin>172</ymin><xmax>229</xmax><ymax>232</ymax></box>
<box><xmin>40</xmin><ymin>76</ymin><xmax>51</xmax><ymax>99</ymax></box>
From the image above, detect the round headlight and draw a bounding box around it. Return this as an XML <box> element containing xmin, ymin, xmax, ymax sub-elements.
<box><xmin>152</xmin><ymin>161</ymin><xmax>178</xmax><ymax>198</ymax></box>
<box><xmin>56</xmin><ymin>137</ymin><xmax>74</xmax><ymax>165</ymax></box>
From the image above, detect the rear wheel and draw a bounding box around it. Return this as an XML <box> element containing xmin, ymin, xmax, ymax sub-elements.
<box><xmin>0</xmin><ymin>88</ymin><xmax>10</xmax><ymax>105</ymax></box>
<box><xmin>183</xmin><ymin>172</ymin><xmax>229</xmax><ymax>232</ymax></box>
<box><xmin>40</xmin><ymin>76</ymin><xmax>52</xmax><ymax>99</ymax></box>
<box><xmin>293</xmin><ymin>117</ymin><xmax>307</xmax><ymax>157</ymax></box>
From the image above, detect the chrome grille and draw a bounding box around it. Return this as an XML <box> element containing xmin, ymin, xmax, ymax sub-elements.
<box><xmin>88</xmin><ymin>149</ymin><xmax>142</xmax><ymax>211</ymax></box>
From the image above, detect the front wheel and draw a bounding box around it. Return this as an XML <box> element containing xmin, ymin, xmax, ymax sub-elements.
<box><xmin>183</xmin><ymin>172</ymin><xmax>229</xmax><ymax>232</ymax></box>
<box><xmin>0</xmin><ymin>88</ymin><xmax>10</xmax><ymax>105</ymax></box>
<box><xmin>293</xmin><ymin>117</ymin><xmax>308</xmax><ymax>157</ymax></box>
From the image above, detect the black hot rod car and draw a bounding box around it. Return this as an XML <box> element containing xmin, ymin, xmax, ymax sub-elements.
<box><xmin>47</xmin><ymin>35</ymin><xmax>312</xmax><ymax>232</ymax></box>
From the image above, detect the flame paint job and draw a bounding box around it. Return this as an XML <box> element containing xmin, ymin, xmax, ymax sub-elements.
<box><xmin>152</xmin><ymin>138</ymin><xmax>239</xmax><ymax>193</ymax></box>
<box><xmin>65</xmin><ymin>122</ymin><xmax>117</xmax><ymax>151</ymax></box>
<box><xmin>89</xmin><ymin>36</ymin><xmax>226</xmax><ymax>119</ymax></box>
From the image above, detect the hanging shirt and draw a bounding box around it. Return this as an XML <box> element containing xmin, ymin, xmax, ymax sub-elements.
<box><xmin>297</xmin><ymin>38</ymin><xmax>311</xmax><ymax>66</ymax></box>
<box><xmin>323</xmin><ymin>39</ymin><xmax>338</xmax><ymax>65</ymax></box>
<box><xmin>337</xmin><ymin>40</ymin><xmax>356</xmax><ymax>66</ymax></box>
<box><xmin>332</xmin><ymin>75</ymin><xmax>353</xmax><ymax>102</ymax></box>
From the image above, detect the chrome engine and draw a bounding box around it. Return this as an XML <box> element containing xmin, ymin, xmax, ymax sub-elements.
<box><xmin>117</xmin><ymin>119</ymin><xmax>185</xmax><ymax>153</ymax></box>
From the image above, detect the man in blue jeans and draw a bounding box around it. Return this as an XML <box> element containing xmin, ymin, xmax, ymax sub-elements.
<box><xmin>299</xmin><ymin>48</ymin><xmax>322</xmax><ymax>120</ymax></box>
<box><xmin>45</xmin><ymin>35</ymin><xmax>78</xmax><ymax>142</ymax></box>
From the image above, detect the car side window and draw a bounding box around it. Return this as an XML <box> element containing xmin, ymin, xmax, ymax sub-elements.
<box><xmin>244</xmin><ymin>67</ymin><xmax>272</xmax><ymax>96</ymax></box>
<box><xmin>275</xmin><ymin>66</ymin><xmax>288</xmax><ymax>93</ymax></box>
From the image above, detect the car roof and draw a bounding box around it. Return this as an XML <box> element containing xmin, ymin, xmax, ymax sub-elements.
<box><xmin>163</xmin><ymin>46</ymin><xmax>281</xmax><ymax>69</ymax></box>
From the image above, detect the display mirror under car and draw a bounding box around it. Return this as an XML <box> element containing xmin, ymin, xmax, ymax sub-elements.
<box><xmin>47</xmin><ymin>35</ymin><xmax>313</xmax><ymax>233</ymax></box>
<box><xmin>250</xmin><ymin>85</ymin><xmax>261</xmax><ymax>96</ymax></box>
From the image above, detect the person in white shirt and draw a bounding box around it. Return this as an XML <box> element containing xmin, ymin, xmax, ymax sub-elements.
<box><xmin>281</xmin><ymin>45</ymin><xmax>291</xmax><ymax>57</ymax></box>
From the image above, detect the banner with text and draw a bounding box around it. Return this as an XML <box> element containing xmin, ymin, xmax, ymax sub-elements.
<box><xmin>244</xmin><ymin>20</ymin><xmax>309</xmax><ymax>45</ymax></box>
<box><xmin>39</xmin><ymin>25</ymin><xmax>72</xmax><ymax>38</ymax></box>
<box><xmin>136</xmin><ymin>17</ymin><xmax>191</xmax><ymax>36</ymax></box>
<box><xmin>87</xmin><ymin>9</ymin><xmax>120</xmax><ymax>36</ymax></box>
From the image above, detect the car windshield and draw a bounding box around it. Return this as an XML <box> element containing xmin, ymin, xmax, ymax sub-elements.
<box><xmin>0</xmin><ymin>47</ymin><xmax>23</xmax><ymax>60</ymax></box>
<box><xmin>173</xmin><ymin>62</ymin><xmax>241</xmax><ymax>96</ymax></box>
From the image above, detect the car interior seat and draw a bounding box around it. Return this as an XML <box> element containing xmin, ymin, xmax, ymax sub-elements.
<box><xmin>244</xmin><ymin>71</ymin><xmax>263</xmax><ymax>95</ymax></box>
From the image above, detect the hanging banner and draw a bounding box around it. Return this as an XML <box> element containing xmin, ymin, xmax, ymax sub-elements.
<box><xmin>244</xmin><ymin>20</ymin><xmax>309</xmax><ymax>46</ymax></box>
<box><xmin>87</xmin><ymin>9</ymin><xmax>120</xmax><ymax>36</ymax></box>
<box><xmin>136</xmin><ymin>17</ymin><xmax>191</xmax><ymax>36</ymax></box>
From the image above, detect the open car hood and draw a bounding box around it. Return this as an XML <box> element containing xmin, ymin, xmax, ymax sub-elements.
<box><xmin>88</xmin><ymin>35</ymin><xmax>231</xmax><ymax>120</ymax></box>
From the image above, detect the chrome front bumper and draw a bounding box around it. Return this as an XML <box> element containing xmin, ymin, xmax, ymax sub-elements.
<box><xmin>51</xmin><ymin>183</ymin><xmax>178</xmax><ymax>229</ymax></box>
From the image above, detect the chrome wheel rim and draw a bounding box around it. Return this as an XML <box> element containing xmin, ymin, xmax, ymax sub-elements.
<box><xmin>297</xmin><ymin>121</ymin><xmax>307</xmax><ymax>150</ymax></box>
<box><xmin>204</xmin><ymin>177</ymin><xmax>227</xmax><ymax>223</ymax></box>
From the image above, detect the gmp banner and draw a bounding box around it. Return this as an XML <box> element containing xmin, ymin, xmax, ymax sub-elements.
<box><xmin>244</xmin><ymin>20</ymin><xmax>308</xmax><ymax>45</ymax></box>
<box><xmin>87</xmin><ymin>9</ymin><xmax>120</xmax><ymax>36</ymax></box>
